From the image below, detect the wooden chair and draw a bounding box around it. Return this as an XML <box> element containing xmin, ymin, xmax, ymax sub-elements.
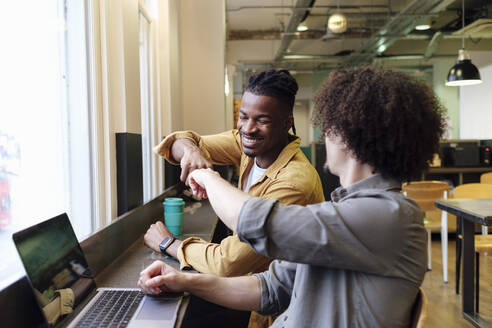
<box><xmin>410</xmin><ymin>288</ymin><xmax>427</xmax><ymax>328</ymax></box>
<box><xmin>480</xmin><ymin>172</ymin><xmax>492</xmax><ymax>184</ymax></box>
<box><xmin>453</xmin><ymin>183</ymin><xmax>492</xmax><ymax>313</ymax></box>
<box><xmin>402</xmin><ymin>181</ymin><xmax>450</xmax><ymax>282</ymax></box>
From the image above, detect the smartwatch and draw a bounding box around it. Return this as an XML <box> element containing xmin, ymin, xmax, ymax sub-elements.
<box><xmin>159</xmin><ymin>236</ymin><xmax>175</xmax><ymax>254</ymax></box>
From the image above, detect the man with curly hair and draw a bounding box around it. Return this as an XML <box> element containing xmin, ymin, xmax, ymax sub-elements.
<box><xmin>138</xmin><ymin>66</ymin><xmax>446</xmax><ymax>327</ymax></box>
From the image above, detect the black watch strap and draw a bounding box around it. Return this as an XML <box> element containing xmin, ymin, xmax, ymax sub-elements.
<box><xmin>159</xmin><ymin>236</ymin><xmax>175</xmax><ymax>254</ymax></box>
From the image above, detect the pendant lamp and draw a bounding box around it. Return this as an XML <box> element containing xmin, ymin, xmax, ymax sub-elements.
<box><xmin>446</xmin><ymin>0</ymin><xmax>482</xmax><ymax>86</ymax></box>
<box><xmin>328</xmin><ymin>0</ymin><xmax>347</xmax><ymax>34</ymax></box>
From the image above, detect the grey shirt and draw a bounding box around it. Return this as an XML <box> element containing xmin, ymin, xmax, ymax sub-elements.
<box><xmin>237</xmin><ymin>174</ymin><xmax>427</xmax><ymax>328</ymax></box>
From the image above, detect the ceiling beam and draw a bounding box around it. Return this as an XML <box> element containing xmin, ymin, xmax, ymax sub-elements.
<box><xmin>274</xmin><ymin>0</ymin><xmax>315</xmax><ymax>62</ymax></box>
<box><xmin>227</xmin><ymin>5</ymin><xmax>390</xmax><ymax>12</ymax></box>
<box><xmin>228</xmin><ymin>29</ymin><xmax>374</xmax><ymax>41</ymax></box>
<box><xmin>424</xmin><ymin>31</ymin><xmax>444</xmax><ymax>58</ymax></box>
<box><xmin>342</xmin><ymin>0</ymin><xmax>456</xmax><ymax>66</ymax></box>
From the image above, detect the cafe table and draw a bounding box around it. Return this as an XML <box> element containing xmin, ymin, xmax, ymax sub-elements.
<box><xmin>435</xmin><ymin>198</ymin><xmax>492</xmax><ymax>328</ymax></box>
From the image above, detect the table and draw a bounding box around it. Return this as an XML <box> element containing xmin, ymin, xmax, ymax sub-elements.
<box><xmin>435</xmin><ymin>198</ymin><xmax>492</xmax><ymax>328</ymax></box>
<box><xmin>93</xmin><ymin>200</ymin><xmax>219</xmax><ymax>328</ymax></box>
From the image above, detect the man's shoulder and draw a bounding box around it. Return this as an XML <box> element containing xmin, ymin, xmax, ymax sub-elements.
<box><xmin>282</xmin><ymin>150</ymin><xmax>319</xmax><ymax>173</ymax></box>
<box><xmin>199</xmin><ymin>129</ymin><xmax>242</xmax><ymax>149</ymax></box>
<box><xmin>274</xmin><ymin>151</ymin><xmax>321</xmax><ymax>187</ymax></box>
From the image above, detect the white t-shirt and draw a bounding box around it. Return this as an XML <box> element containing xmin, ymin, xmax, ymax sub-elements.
<box><xmin>243</xmin><ymin>158</ymin><xmax>267</xmax><ymax>193</ymax></box>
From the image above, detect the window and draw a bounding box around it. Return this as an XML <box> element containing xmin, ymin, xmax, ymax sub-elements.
<box><xmin>139</xmin><ymin>1</ymin><xmax>157</xmax><ymax>202</ymax></box>
<box><xmin>0</xmin><ymin>0</ymin><xmax>93</xmax><ymax>286</ymax></box>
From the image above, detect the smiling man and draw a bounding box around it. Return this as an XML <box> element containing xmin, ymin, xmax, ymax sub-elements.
<box><xmin>145</xmin><ymin>69</ymin><xmax>324</xmax><ymax>326</ymax></box>
<box><xmin>139</xmin><ymin>66</ymin><xmax>446</xmax><ymax>328</ymax></box>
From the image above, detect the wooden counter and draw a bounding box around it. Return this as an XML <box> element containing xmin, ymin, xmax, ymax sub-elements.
<box><xmin>94</xmin><ymin>201</ymin><xmax>218</xmax><ymax>328</ymax></box>
<box><xmin>1</xmin><ymin>185</ymin><xmax>243</xmax><ymax>328</ymax></box>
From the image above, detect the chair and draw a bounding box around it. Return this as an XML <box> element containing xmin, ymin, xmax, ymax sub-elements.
<box><xmin>453</xmin><ymin>183</ymin><xmax>492</xmax><ymax>313</ymax></box>
<box><xmin>410</xmin><ymin>288</ymin><xmax>427</xmax><ymax>328</ymax></box>
<box><xmin>402</xmin><ymin>181</ymin><xmax>450</xmax><ymax>282</ymax></box>
<box><xmin>480</xmin><ymin>172</ymin><xmax>492</xmax><ymax>184</ymax></box>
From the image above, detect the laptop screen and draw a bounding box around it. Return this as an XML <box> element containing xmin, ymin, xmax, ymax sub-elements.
<box><xmin>13</xmin><ymin>213</ymin><xmax>96</xmax><ymax>325</ymax></box>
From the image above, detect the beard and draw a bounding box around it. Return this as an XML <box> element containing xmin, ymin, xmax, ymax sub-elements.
<box><xmin>243</xmin><ymin>150</ymin><xmax>255</xmax><ymax>158</ymax></box>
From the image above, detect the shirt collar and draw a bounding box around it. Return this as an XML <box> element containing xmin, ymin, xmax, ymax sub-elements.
<box><xmin>262</xmin><ymin>135</ymin><xmax>301</xmax><ymax>179</ymax></box>
<box><xmin>330</xmin><ymin>174</ymin><xmax>402</xmax><ymax>202</ymax></box>
<box><xmin>242</xmin><ymin>135</ymin><xmax>301</xmax><ymax>181</ymax></box>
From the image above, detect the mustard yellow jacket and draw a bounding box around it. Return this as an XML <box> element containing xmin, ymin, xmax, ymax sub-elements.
<box><xmin>153</xmin><ymin>129</ymin><xmax>324</xmax><ymax>276</ymax></box>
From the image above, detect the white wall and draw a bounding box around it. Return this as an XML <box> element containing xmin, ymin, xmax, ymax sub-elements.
<box><xmin>459</xmin><ymin>51</ymin><xmax>492</xmax><ymax>139</ymax></box>
<box><xmin>91</xmin><ymin>0</ymin><xmax>143</xmax><ymax>226</ymax></box>
<box><xmin>91</xmin><ymin>0</ymin><xmax>178</xmax><ymax>225</ymax></box>
<box><xmin>121</xmin><ymin>0</ymin><xmax>141</xmax><ymax>133</ymax></box>
<box><xmin>293</xmin><ymin>100</ymin><xmax>311</xmax><ymax>147</ymax></box>
<box><xmin>158</xmin><ymin>0</ymin><xmax>182</xmax><ymax>135</ymax></box>
<box><xmin>293</xmin><ymin>73</ymin><xmax>314</xmax><ymax>146</ymax></box>
<box><xmin>179</xmin><ymin>0</ymin><xmax>226</xmax><ymax>134</ymax></box>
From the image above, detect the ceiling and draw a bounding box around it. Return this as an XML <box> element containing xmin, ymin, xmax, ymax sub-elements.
<box><xmin>225</xmin><ymin>0</ymin><xmax>492</xmax><ymax>72</ymax></box>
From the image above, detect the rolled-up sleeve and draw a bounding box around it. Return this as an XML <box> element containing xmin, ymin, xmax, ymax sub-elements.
<box><xmin>176</xmin><ymin>235</ymin><xmax>271</xmax><ymax>276</ymax></box>
<box><xmin>237</xmin><ymin>194</ymin><xmax>413</xmax><ymax>276</ymax></box>
<box><xmin>153</xmin><ymin>130</ymin><xmax>243</xmax><ymax>166</ymax></box>
<box><xmin>237</xmin><ymin>197</ymin><xmax>278</xmax><ymax>255</ymax></box>
<box><xmin>254</xmin><ymin>260</ymin><xmax>297</xmax><ymax>316</ymax></box>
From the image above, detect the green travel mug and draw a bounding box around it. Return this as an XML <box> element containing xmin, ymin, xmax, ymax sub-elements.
<box><xmin>164</xmin><ymin>197</ymin><xmax>184</xmax><ymax>236</ymax></box>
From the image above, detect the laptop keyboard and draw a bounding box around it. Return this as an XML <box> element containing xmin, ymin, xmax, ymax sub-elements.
<box><xmin>75</xmin><ymin>290</ymin><xmax>145</xmax><ymax>328</ymax></box>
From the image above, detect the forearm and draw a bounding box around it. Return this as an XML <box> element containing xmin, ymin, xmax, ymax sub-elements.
<box><xmin>184</xmin><ymin>273</ymin><xmax>261</xmax><ymax>311</ymax></box>
<box><xmin>200</xmin><ymin>173</ymin><xmax>250</xmax><ymax>232</ymax></box>
<box><xmin>140</xmin><ymin>260</ymin><xmax>261</xmax><ymax>311</ymax></box>
<box><xmin>166</xmin><ymin>239</ymin><xmax>181</xmax><ymax>258</ymax></box>
<box><xmin>170</xmin><ymin>138</ymin><xmax>200</xmax><ymax>162</ymax></box>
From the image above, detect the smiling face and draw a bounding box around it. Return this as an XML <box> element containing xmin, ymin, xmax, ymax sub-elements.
<box><xmin>237</xmin><ymin>91</ymin><xmax>292</xmax><ymax>168</ymax></box>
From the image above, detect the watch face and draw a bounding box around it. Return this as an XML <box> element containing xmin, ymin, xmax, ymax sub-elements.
<box><xmin>159</xmin><ymin>236</ymin><xmax>173</xmax><ymax>253</ymax></box>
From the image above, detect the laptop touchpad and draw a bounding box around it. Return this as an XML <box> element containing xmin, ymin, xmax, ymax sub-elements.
<box><xmin>135</xmin><ymin>296</ymin><xmax>179</xmax><ymax>321</ymax></box>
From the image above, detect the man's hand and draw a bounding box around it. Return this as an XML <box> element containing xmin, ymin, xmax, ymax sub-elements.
<box><xmin>138</xmin><ymin>260</ymin><xmax>187</xmax><ymax>295</ymax></box>
<box><xmin>173</xmin><ymin>139</ymin><xmax>213</xmax><ymax>182</ymax></box>
<box><xmin>138</xmin><ymin>261</ymin><xmax>261</xmax><ymax>312</ymax></box>
<box><xmin>144</xmin><ymin>221</ymin><xmax>174</xmax><ymax>253</ymax></box>
<box><xmin>187</xmin><ymin>168</ymin><xmax>221</xmax><ymax>199</ymax></box>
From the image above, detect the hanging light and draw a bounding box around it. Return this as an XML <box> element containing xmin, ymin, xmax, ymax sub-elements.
<box><xmin>327</xmin><ymin>0</ymin><xmax>347</xmax><ymax>34</ymax></box>
<box><xmin>446</xmin><ymin>0</ymin><xmax>482</xmax><ymax>86</ymax></box>
<box><xmin>328</xmin><ymin>13</ymin><xmax>347</xmax><ymax>34</ymax></box>
<box><xmin>415</xmin><ymin>16</ymin><xmax>432</xmax><ymax>31</ymax></box>
<box><xmin>297</xmin><ymin>23</ymin><xmax>308</xmax><ymax>32</ymax></box>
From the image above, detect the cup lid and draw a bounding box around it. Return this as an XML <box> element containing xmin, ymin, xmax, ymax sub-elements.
<box><xmin>164</xmin><ymin>197</ymin><xmax>184</xmax><ymax>204</ymax></box>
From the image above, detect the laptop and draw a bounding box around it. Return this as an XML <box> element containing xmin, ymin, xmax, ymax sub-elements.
<box><xmin>13</xmin><ymin>213</ymin><xmax>182</xmax><ymax>328</ymax></box>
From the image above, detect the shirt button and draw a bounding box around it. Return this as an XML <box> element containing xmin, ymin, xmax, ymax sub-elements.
<box><xmin>284</xmin><ymin>316</ymin><xmax>288</xmax><ymax>321</ymax></box>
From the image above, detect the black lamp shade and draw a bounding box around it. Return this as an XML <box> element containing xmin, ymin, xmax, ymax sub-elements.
<box><xmin>446</xmin><ymin>59</ymin><xmax>482</xmax><ymax>86</ymax></box>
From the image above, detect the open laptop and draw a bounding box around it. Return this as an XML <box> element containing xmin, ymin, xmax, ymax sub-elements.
<box><xmin>13</xmin><ymin>213</ymin><xmax>182</xmax><ymax>328</ymax></box>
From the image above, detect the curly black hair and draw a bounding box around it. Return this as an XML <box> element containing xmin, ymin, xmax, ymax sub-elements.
<box><xmin>312</xmin><ymin>66</ymin><xmax>446</xmax><ymax>181</ymax></box>
<box><xmin>245</xmin><ymin>69</ymin><xmax>299</xmax><ymax>112</ymax></box>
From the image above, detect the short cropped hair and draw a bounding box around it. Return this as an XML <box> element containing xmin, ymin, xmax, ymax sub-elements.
<box><xmin>313</xmin><ymin>66</ymin><xmax>446</xmax><ymax>181</ymax></box>
<box><xmin>245</xmin><ymin>69</ymin><xmax>298</xmax><ymax>111</ymax></box>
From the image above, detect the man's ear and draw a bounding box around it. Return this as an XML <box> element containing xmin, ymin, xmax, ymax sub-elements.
<box><xmin>284</xmin><ymin>114</ymin><xmax>294</xmax><ymax>132</ymax></box>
